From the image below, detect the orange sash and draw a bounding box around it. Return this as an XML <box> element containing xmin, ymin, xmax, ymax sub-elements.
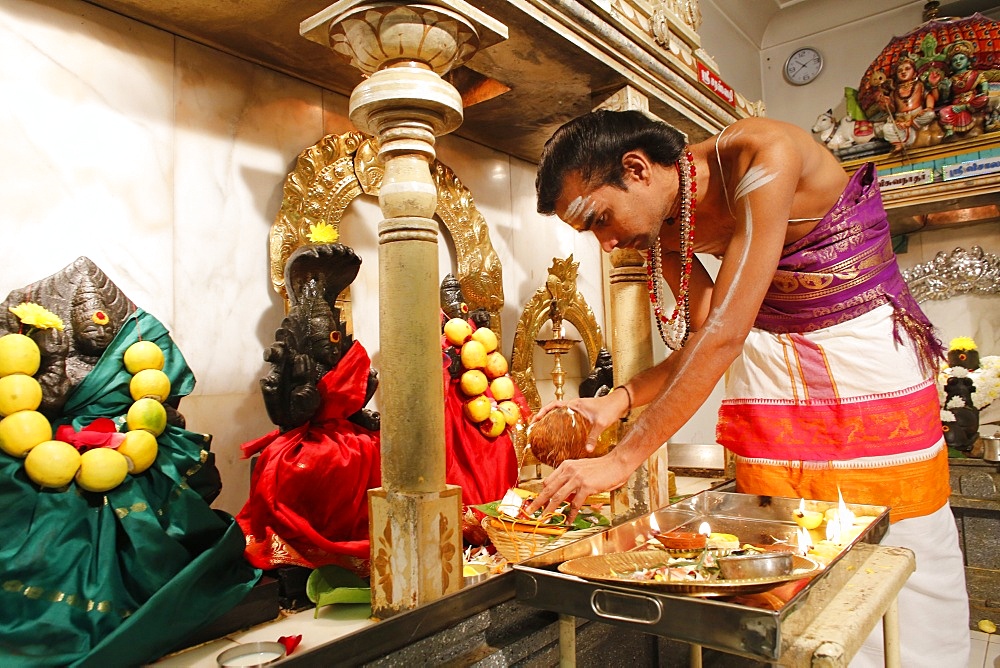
<box><xmin>735</xmin><ymin>446</ymin><xmax>950</xmax><ymax>522</ymax></box>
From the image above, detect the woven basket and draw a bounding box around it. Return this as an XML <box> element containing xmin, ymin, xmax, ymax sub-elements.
<box><xmin>482</xmin><ymin>516</ymin><xmax>604</xmax><ymax>563</ymax></box>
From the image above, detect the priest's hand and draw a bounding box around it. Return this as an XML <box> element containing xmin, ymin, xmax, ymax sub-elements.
<box><xmin>525</xmin><ymin>449</ymin><xmax>631</xmax><ymax>523</ymax></box>
<box><xmin>531</xmin><ymin>387</ymin><xmax>630</xmax><ymax>455</ymax></box>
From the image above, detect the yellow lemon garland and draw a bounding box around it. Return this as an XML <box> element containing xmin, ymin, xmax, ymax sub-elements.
<box><xmin>0</xmin><ymin>323</ymin><xmax>166</xmax><ymax>491</ymax></box>
<box><xmin>446</xmin><ymin>322</ymin><xmax>522</xmax><ymax>437</ymax></box>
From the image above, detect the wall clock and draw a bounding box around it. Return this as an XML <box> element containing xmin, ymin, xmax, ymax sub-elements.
<box><xmin>783</xmin><ymin>47</ymin><xmax>823</xmax><ymax>86</ymax></box>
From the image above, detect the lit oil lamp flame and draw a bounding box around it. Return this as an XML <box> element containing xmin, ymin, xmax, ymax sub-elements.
<box><xmin>796</xmin><ymin>526</ymin><xmax>813</xmax><ymax>557</ymax></box>
<box><xmin>837</xmin><ymin>489</ymin><xmax>855</xmax><ymax>523</ymax></box>
<box><xmin>798</xmin><ymin>498</ymin><xmax>806</xmax><ymax>515</ymax></box>
<box><xmin>649</xmin><ymin>514</ymin><xmax>660</xmax><ymax>534</ymax></box>
<box><xmin>698</xmin><ymin>521</ymin><xmax>711</xmax><ymax>537</ymax></box>
<box><xmin>825</xmin><ymin>514</ymin><xmax>841</xmax><ymax>544</ymax></box>
<box><xmin>825</xmin><ymin>488</ymin><xmax>856</xmax><ymax>545</ymax></box>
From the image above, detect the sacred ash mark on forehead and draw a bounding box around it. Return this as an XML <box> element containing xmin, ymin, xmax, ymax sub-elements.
<box><xmin>563</xmin><ymin>195</ymin><xmax>597</xmax><ymax>230</ymax></box>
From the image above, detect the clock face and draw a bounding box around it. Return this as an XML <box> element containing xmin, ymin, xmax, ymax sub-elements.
<box><xmin>784</xmin><ymin>47</ymin><xmax>823</xmax><ymax>86</ymax></box>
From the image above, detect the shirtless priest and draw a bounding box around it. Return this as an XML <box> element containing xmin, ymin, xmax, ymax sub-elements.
<box><xmin>527</xmin><ymin>110</ymin><xmax>968</xmax><ymax>667</ymax></box>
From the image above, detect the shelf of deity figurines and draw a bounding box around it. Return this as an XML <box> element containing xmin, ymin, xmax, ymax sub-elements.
<box><xmin>839</xmin><ymin>133</ymin><xmax>1000</xmax><ymax>236</ymax></box>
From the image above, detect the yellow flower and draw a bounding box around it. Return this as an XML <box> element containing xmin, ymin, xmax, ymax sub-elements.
<box><xmin>948</xmin><ymin>336</ymin><xmax>977</xmax><ymax>351</ymax></box>
<box><xmin>9</xmin><ymin>302</ymin><xmax>64</xmax><ymax>331</ymax></box>
<box><xmin>307</xmin><ymin>222</ymin><xmax>339</xmax><ymax>244</ymax></box>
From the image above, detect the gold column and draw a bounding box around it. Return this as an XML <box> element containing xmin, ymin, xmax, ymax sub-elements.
<box><xmin>596</xmin><ymin>87</ymin><xmax>670</xmax><ymax>521</ymax></box>
<box><xmin>302</xmin><ymin>1</ymin><xmax>506</xmax><ymax>618</ymax></box>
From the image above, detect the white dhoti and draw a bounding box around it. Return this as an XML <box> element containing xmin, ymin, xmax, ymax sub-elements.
<box><xmin>850</xmin><ymin>503</ymin><xmax>969</xmax><ymax>668</ymax></box>
<box><xmin>718</xmin><ymin>305</ymin><xmax>969</xmax><ymax>666</ymax></box>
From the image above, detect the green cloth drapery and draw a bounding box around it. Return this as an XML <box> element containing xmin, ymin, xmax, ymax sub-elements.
<box><xmin>0</xmin><ymin>309</ymin><xmax>260</xmax><ymax>666</ymax></box>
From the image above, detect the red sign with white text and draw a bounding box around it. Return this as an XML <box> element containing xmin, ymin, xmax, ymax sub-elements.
<box><xmin>697</xmin><ymin>62</ymin><xmax>735</xmax><ymax>107</ymax></box>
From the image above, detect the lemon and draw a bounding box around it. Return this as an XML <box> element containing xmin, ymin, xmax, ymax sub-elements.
<box><xmin>0</xmin><ymin>373</ymin><xmax>43</xmax><ymax>416</ymax></box>
<box><xmin>117</xmin><ymin>429</ymin><xmax>158</xmax><ymax>473</ymax></box>
<box><xmin>479</xmin><ymin>408</ymin><xmax>506</xmax><ymax>438</ymax></box>
<box><xmin>463</xmin><ymin>394</ymin><xmax>492</xmax><ymax>423</ymax></box>
<box><xmin>129</xmin><ymin>368</ymin><xmax>171</xmax><ymax>402</ymax></box>
<box><xmin>978</xmin><ymin>619</ymin><xmax>997</xmax><ymax>634</ymax></box>
<box><xmin>0</xmin><ymin>410</ymin><xmax>52</xmax><ymax>457</ymax></box>
<box><xmin>489</xmin><ymin>375</ymin><xmax>515</xmax><ymax>401</ymax></box>
<box><xmin>470</xmin><ymin>327</ymin><xmax>498</xmax><ymax>353</ymax></box>
<box><xmin>497</xmin><ymin>400</ymin><xmax>522</xmax><ymax>425</ymax></box>
<box><xmin>0</xmin><ymin>333</ymin><xmax>41</xmax><ymax>377</ymax></box>
<box><xmin>794</xmin><ymin>509</ymin><xmax>824</xmax><ymax>530</ymax></box>
<box><xmin>76</xmin><ymin>447</ymin><xmax>129</xmax><ymax>493</ymax></box>
<box><xmin>463</xmin><ymin>563</ymin><xmax>488</xmax><ymax>578</ymax></box>
<box><xmin>126</xmin><ymin>397</ymin><xmax>168</xmax><ymax>436</ymax></box>
<box><xmin>123</xmin><ymin>341</ymin><xmax>165</xmax><ymax>374</ymax></box>
<box><xmin>443</xmin><ymin>318</ymin><xmax>472</xmax><ymax>347</ymax></box>
<box><xmin>460</xmin><ymin>340</ymin><xmax>487</xmax><ymax>370</ymax></box>
<box><xmin>483</xmin><ymin>351</ymin><xmax>509</xmax><ymax>379</ymax></box>
<box><xmin>24</xmin><ymin>440</ymin><xmax>81</xmax><ymax>488</ymax></box>
<box><xmin>459</xmin><ymin>369</ymin><xmax>488</xmax><ymax>397</ymax></box>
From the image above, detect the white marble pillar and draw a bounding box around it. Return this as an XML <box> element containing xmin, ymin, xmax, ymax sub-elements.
<box><xmin>301</xmin><ymin>1</ymin><xmax>506</xmax><ymax>618</ymax></box>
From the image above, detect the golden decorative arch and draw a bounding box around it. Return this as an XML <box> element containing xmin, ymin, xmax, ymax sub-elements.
<box><xmin>268</xmin><ymin>131</ymin><xmax>505</xmax><ymax>339</ymax></box>
<box><xmin>510</xmin><ymin>255</ymin><xmax>603</xmax><ymax>414</ymax></box>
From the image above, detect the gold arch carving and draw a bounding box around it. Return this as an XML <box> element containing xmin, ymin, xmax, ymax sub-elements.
<box><xmin>510</xmin><ymin>255</ymin><xmax>604</xmax><ymax>414</ymax></box>
<box><xmin>268</xmin><ymin>131</ymin><xmax>505</xmax><ymax>339</ymax></box>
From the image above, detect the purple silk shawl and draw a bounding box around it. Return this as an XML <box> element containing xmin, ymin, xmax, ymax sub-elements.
<box><xmin>754</xmin><ymin>163</ymin><xmax>943</xmax><ymax>373</ymax></box>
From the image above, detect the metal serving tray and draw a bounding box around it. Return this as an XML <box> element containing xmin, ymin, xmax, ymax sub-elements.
<box><xmin>512</xmin><ymin>490</ymin><xmax>890</xmax><ymax>662</ymax></box>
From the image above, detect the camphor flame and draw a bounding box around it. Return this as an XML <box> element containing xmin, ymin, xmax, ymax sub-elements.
<box><xmin>698</xmin><ymin>521</ymin><xmax>711</xmax><ymax>537</ymax></box>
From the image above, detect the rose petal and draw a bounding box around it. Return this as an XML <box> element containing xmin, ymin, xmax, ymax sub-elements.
<box><xmin>278</xmin><ymin>634</ymin><xmax>302</xmax><ymax>656</ymax></box>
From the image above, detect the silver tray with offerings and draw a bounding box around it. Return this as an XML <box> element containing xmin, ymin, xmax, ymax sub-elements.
<box><xmin>512</xmin><ymin>489</ymin><xmax>890</xmax><ymax>662</ymax></box>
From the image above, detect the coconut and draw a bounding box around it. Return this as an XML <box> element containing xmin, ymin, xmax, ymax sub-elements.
<box><xmin>526</xmin><ymin>406</ymin><xmax>592</xmax><ymax>468</ymax></box>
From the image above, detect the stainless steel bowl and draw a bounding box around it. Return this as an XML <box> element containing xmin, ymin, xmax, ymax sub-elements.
<box><xmin>217</xmin><ymin>641</ymin><xmax>287</xmax><ymax>667</ymax></box>
<box><xmin>983</xmin><ymin>436</ymin><xmax>1000</xmax><ymax>463</ymax></box>
<box><xmin>717</xmin><ymin>551</ymin><xmax>793</xmax><ymax>580</ymax></box>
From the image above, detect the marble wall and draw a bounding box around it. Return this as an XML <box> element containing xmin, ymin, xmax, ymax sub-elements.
<box><xmin>0</xmin><ymin>0</ymin><xmax>604</xmax><ymax>515</ymax></box>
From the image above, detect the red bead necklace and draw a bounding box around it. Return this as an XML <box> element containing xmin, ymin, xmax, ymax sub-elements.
<box><xmin>647</xmin><ymin>149</ymin><xmax>696</xmax><ymax>350</ymax></box>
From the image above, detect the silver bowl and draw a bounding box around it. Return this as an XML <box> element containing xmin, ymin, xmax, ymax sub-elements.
<box><xmin>717</xmin><ymin>551</ymin><xmax>793</xmax><ymax>580</ymax></box>
<box><xmin>217</xmin><ymin>641</ymin><xmax>287</xmax><ymax>667</ymax></box>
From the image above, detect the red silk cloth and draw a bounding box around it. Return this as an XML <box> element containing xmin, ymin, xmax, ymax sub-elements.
<box><xmin>718</xmin><ymin>381</ymin><xmax>943</xmax><ymax>461</ymax></box>
<box><xmin>441</xmin><ymin>315</ymin><xmax>527</xmax><ymax>508</ymax></box>
<box><xmin>236</xmin><ymin>341</ymin><xmax>381</xmax><ymax>573</ymax></box>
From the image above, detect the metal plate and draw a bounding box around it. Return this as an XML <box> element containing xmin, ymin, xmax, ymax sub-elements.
<box><xmin>513</xmin><ymin>489</ymin><xmax>891</xmax><ymax>661</ymax></box>
<box><xmin>557</xmin><ymin>550</ymin><xmax>821</xmax><ymax>597</ymax></box>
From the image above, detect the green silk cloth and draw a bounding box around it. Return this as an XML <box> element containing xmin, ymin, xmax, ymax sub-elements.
<box><xmin>0</xmin><ymin>309</ymin><xmax>261</xmax><ymax>666</ymax></box>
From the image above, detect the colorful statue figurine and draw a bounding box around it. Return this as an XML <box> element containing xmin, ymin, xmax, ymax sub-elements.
<box><xmin>878</xmin><ymin>55</ymin><xmax>941</xmax><ymax>149</ymax></box>
<box><xmin>941</xmin><ymin>337</ymin><xmax>982</xmax><ymax>454</ymax></box>
<box><xmin>937</xmin><ymin>40</ymin><xmax>991</xmax><ymax>138</ymax></box>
